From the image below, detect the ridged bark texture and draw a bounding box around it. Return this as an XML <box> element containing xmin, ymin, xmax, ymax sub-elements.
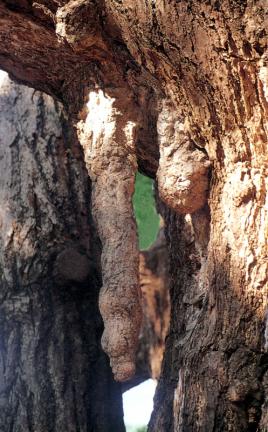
<box><xmin>0</xmin><ymin>75</ymin><xmax>125</xmax><ymax>432</ymax></box>
<box><xmin>0</xmin><ymin>1</ymin><xmax>267</xmax><ymax>431</ymax></box>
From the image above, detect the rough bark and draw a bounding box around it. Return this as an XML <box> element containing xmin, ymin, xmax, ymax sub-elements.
<box><xmin>138</xmin><ymin>229</ymin><xmax>170</xmax><ymax>381</ymax></box>
<box><xmin>151</xmin><ymin>182</ymin><xmax>267</xmax><ymax>431</ymax></box>
<box><xmin>0</xmin><ymin>1</ymin><xmax>267</xmax><ymax>431</ymax></box>
<box><xmin>156</xmin><ymin>99</ymin><xmax>210</xmax><ymax>214</ymax></box>
<box><xmin>123</xmin><ymin>229</ymin><xmax>170</xmax><ymax>392</ymax></box>
<box><xmin>79</xmin><ymin>88</ymin><xmax>143</xmax><ymax>382</ymax></box>
<box><xmin>0</xmin><ymin>75</ymin><xmax>125</xmax><ymax>432</ymax></box>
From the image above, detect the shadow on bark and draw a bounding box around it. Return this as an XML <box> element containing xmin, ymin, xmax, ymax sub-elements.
<box><xmin>0</xmin><ymin>76</ymin><xmax>125</xmax><ymax>432</ymax></box>
<box><xmin>149</xmin><ymin>203</ymin><xmax>268</xmax><ymax>432</ymax></box>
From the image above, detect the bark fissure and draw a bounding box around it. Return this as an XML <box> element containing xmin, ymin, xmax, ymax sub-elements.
<box><xmin>0</xmin><ymin>1</ymin><xmax>267</xmax><ymax>430</ymax></box>
<box><xmin>0</xmin><ymin>76</ymin><xmax>125</xmax><ymax>432</ymax></box>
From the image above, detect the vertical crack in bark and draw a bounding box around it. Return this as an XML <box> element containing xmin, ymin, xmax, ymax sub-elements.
<box><xmin>79</xmin><ymin>88</ymin><xmax>142</xmax><ymax>381</ymax></box>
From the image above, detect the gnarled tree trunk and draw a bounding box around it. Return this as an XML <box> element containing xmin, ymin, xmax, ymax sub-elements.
<box><xmin>0</xmin><ymin>75</ymin><xmax>125</xmax><ymax>432</ymax></box>
<box><xmin>0</xmin><ymin>1</ymin><xmax>267</xmax><ymax>431</ymax></box>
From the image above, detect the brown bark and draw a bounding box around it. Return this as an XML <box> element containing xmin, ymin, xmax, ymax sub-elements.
<box><xmin>0</xmin><ymin>75</ymin><xmax>125</xmax><ymax>432</ymax></box>
<box><xmin>123</xmin><ymin>229</ymin><xmax>170</xmax><ymax>392</ymax></box>
<box><xmin>139</xmin><ymin>229</ymin><xmax>170</xmax><ymax>381</ymax></box>
<box><xmin>0</xmin><ymin>1</ymin><xmax>267</xmax><ymax>431</ymax></box>
<box><xmin>78</xmin><ymin>88</ymin><xmax>143</xmax><ymax>382</ymax></box>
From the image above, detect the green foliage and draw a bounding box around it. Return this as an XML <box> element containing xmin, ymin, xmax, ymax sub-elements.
<box><xmin>126</xmin><ymin>426</ymin><xmax>147</xmax><ymax>432</ymax></box>
<box><xmin>133</xmin><ymin>173</ymin><xmax>160</xmax><ymax>250</ymax></box>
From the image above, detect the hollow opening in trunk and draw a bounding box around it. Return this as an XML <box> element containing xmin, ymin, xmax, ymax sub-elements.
<box><xmin>123</xmin><ymin>378</ymin><xmax>157</xmax><ymax>432</ymax></box>
<box><xmin>133</xmin><ymin>172</ymin><xmax>160</xmax><ymax>251</ymax></box>
<box><xmin>124</xmin><ymin>172</ymin><xmax>170</xmax><ymax>429</ymax></box>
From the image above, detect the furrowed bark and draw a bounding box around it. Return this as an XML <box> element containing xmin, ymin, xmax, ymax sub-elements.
<box><xmin>0</xmin><ymin>75</ymin><xmax>125</xmax><ymax>432</ymax></box>
<box><xmin>0</xmin><ymin>1</ymin><xmax>267</xmax><ymax>430</ymax></box>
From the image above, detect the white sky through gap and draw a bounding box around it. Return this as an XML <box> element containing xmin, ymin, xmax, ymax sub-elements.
<box><xmin>123</xmin><ymin>379</ymin><xmax>157</xmax><ymax>429</ymax></box>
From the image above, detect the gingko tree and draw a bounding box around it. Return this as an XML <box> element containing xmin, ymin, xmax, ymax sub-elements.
<box><xmin>0</xmin><ymin>1</ymin><xmax>267</xmax><ymax>431</ymax></box>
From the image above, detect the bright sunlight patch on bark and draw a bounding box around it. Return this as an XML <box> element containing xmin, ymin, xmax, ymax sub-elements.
<box><xmin>0</xmin><ymin>70</ymin><xmax>7</xmax><ymax>84</ymax></box>
<box><xmin>123</xmin><ymin>379</ymin><xmax>157</xmax><ymax>431</ymax></box>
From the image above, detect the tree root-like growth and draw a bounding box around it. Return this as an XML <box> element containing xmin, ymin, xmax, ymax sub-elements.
<box><xmin>78</xmin><ymin>88</ymin><xmax>142</xmax><ymax>381</ymax></box>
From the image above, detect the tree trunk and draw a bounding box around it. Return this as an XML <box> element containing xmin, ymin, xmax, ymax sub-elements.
<box><xmin>151</xmin><ymin>176</ymin><xmax>267</xmax><ymax>431</ymax></box>
<box><xmin>0</xmin><ymin>1</ymin><xmax>267</xmax><ymax>431</ymax></box>
<box><xmin>0</xmin><ymin>75</ymin><xmax>125</xmax><ymax>432</ymax></box>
